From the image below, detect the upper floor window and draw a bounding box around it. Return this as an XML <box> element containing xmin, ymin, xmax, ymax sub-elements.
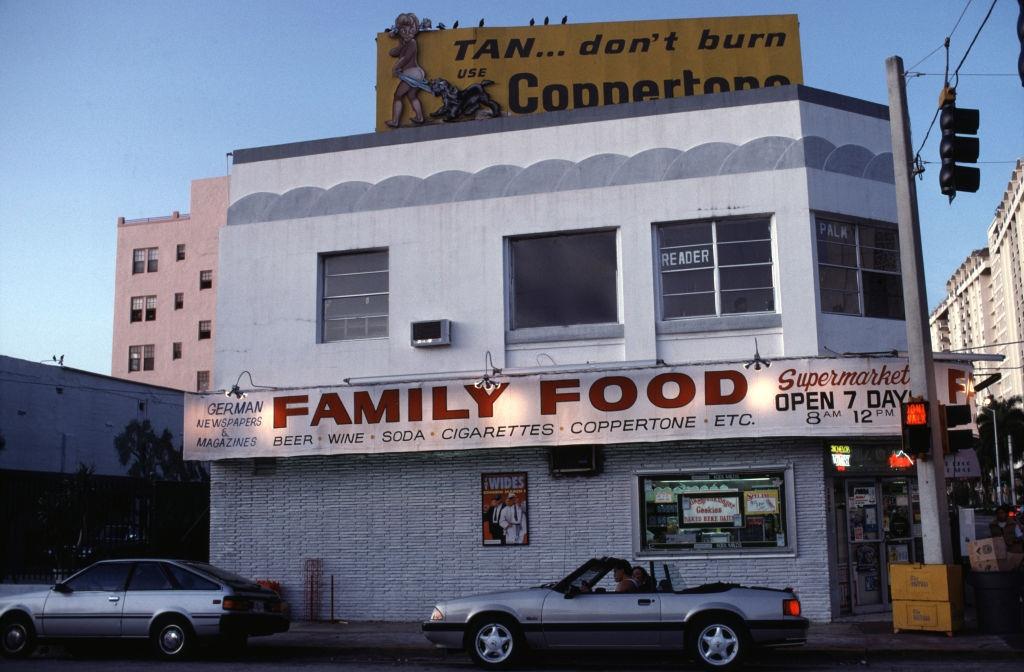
<box><xmin>817</xmin><ymin>218</ymin><xmax>904</xmax><ymax>320</ymax></box>
<box><xmin>133</xmin><ymin>247</ymin><xmax>158</xmax><ymax>273</ymax></box>
<box><xmin>199</xmin><ymin>270</ymin><xmax>212</xmax><ymax>290</ymax></box>
<box><xmin>176</xmin><ymin>244</ymin><xmax>186</xmax><ymax>261</ymax></box>
<box><xmin>130</xmin><ymin>297</ymin><xmax>144</xmax><ymax>322</ymax></box>
<box><xmin>509</xmin><ymin>230</ymin><xmax>617</xmax><ymax>329</ymax></box>
<box><xmin>198</xmin><ymin>320</ymin><xmax>211</xmax><ymax>340</ymax></box>
<box><xmin>172</xmin><ymin>342</ymin><xmax>182</xmax><ymax>360</ymax></box>
<box><xmin>130</xmin><ymin>295</ymin><xmax>156</xmax><ymax>323</ymax></box>
<box><xmin>196</xmin><ymin>370</ymin><xmax>210</xmax><ymax>392</ymax></box>
<box><xmin>321</xmin><ymin>250</ymin><xmax>389</xmax><ymax>342</ymax></box>
<box><xmin>128</xmin><ymin>344</ymin><xmax>154</xmax><ymax>372</ymax></box>
<box><xmin>174</xmin><ymin>292</ymin><xmax>184</xmax><ymax>310</ymax></box>
<box><xmin>656</xmin><ymin>217</ymin><xmax>774</xmax><ymax>319</ymax></box>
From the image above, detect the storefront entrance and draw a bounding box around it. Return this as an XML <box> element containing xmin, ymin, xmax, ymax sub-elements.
<box><xmin>832</xmin><ymin>476</ymin><xmax>922</xmax><ymax>613</ymax></box>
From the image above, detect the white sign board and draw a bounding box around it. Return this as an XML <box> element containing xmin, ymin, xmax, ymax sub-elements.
<box><xmin>184</xmin><ymin>358</ymin><xmax>972</xmax><ymax>460</ymax></box>
<box><xmin>682</xmin><ymin>496</ymin><xmax>741</xmax><ymax>525</ymax></box>
<box><xmin>945</xmin><ymin>449</ymin><xmax>981</xmax><ymax>479</ymax></box>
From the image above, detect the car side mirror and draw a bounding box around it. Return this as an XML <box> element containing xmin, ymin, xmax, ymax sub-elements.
<box><xmin>53</xmin><ymin>582</ymin><xmax>72</xmax><ymax>594</ymax></box>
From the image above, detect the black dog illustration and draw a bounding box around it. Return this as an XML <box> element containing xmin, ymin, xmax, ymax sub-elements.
<box><xmin>428</xmin><ymin>78</ymin><xmax>501</xmax><ymax>122</ymax></box>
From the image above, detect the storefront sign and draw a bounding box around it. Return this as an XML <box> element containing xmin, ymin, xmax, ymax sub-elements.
<box><xmin>375</xmin><ymin>14</ymin><xmax>803</xmax><ymax>130</ymax></box>
<box><xmin>482</xmin><ymin>472</ymin><xmax>528</xmax><ymax>545</ymax></box>
<box><xmin>184</xmin><ymin>357</ymin><xmax>972</xmax><ymax>460</ymax></box>
<box><xmin>682</xmin><ymin>495</ymin><xmax>740</xmax><ymax>525</ymax></box>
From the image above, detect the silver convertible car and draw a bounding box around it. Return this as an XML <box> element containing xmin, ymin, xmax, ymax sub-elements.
<box><xmin>422</xmin><ymin>557</ymin><xmax>807</xmax><ymax>670</ymax></box>
<box><xmin>0</xmin><ymin>559</ymin><xmax>289</xmax><ymax>660</ymax></box>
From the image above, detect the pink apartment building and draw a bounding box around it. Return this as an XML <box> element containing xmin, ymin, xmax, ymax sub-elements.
<box><xmin>111</xmin><ymin>176</ymin><xmax>227</xmax><ymax>391</ymax></box>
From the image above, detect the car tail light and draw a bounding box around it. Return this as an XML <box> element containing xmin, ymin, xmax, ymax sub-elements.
<box><xmin>222</xmin><ymin>596</ymin><xmax>253</xmax><ymax>612</ymax></box>
<box><xmin>267</xmin><ymin>600</ymin><xmax>289</xmax><ymax>614</ymax></box>
<box><xmin>783</xmin><ymin>598</ymin><xmax>801</xmax><ymax>617</ymax></box>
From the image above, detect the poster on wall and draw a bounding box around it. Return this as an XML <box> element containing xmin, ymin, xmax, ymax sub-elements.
<box><xmin>482</xmin><ymin>472</ymin><xmax>528</xmax><ymax>546</ymax></box>
<box><xmin>681</xmin><ymin>495</ymin><xmax>741</xmax><ymax>525</ymax></box>
<box><xmin>743</xmin><ymin>489</ymin><xmax>779</xmax><ymax>515</ymax></box>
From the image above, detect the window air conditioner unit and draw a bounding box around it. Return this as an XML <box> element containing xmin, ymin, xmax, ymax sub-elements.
<box><xmin>549</xmin><ymin>446</ymin><xmax>602</xmax><ymax>477</ymax></box>
<box><xmin>411</xmin><ymin>319</ymin><xmax>451</xmax><ymax>347</ymax></box>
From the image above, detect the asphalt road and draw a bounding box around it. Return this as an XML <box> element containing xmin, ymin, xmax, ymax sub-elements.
<box><xmin>4</xmin><ymin>644</ymin><xmax>1022</xmax><ymax>672</ymax></box>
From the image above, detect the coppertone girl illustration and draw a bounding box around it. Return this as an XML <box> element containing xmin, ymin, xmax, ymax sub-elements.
<box><xmin>385</xmin><ymin>13</ymin><xmax>428</xmax><ymax>127</ymax></box>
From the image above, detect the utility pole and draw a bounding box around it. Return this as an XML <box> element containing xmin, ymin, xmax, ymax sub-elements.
<box><xmin>886</xmin><ymin>56</ymin><xmax>954</xmax><ymax>563</ymax></box>
<box><xmin>1010</xmin><ymin>435</ymin><xmax>1017</xmax><ymax>506</ymax></box>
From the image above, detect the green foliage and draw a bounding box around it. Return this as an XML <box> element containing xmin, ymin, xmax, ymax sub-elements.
<box><xmin>113</xmin><ymin>419</ymin><xmax>207</xmax><ymax>482</ymax></box>
<box><xmin>976</xmin><ymin>395</ymin><xmax>1024</xmax><ymax>500</ymax></box>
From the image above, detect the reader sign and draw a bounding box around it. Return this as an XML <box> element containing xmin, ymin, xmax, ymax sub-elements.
<box><xmin>376</xmin><ymin>14</ymin><xmax>803</xmax><ymax>130</ymax></box>
<box><xmin>185</xmin><ymin>358</ymin><xmax>972</xmax><ymax>461</ymax></box>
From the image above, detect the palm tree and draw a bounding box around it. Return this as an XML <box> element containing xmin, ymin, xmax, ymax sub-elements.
<box><xmin>976</xmin><ymin>395</ymin><xmax>1024</xmax><ymax>504</ymax></box>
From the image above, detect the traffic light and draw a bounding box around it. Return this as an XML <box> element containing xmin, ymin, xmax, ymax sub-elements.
<box><xmin>940</xmin><ymin>403</ymin><xmax>973</xmax><ymax>454</ymax></box>
<box><xmin>938</xmin><ymin>87</ymin><xmax>980</xmax><ymax>201</ymax></box>
<box><xmin>901</xmin><ymin>399</ymin><xmax>931</xmax><ymax>457</ymax></box>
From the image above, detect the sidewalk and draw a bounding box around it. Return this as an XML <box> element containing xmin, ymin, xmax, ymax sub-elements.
<box><xmin>254</xmin><ymin>617</ymin><xmax>1024</xmax><ymax>661</ymax></box>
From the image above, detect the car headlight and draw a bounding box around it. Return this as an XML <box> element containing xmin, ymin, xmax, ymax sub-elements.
<box><xmin>430</xmin><ymin>607</ymin><xmax>444</xmax><ymax>621</ymax></box>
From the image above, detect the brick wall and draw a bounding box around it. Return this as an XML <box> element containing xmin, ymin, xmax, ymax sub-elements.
<box><xmin>210</xmin><ymin>439</ymin><xmax>833</xmax><ymax>622</ymax></box>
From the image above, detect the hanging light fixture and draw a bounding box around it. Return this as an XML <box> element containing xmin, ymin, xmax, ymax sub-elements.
<box><xmin>743</xmin><ymin>338</ymin><xmax>772</xmax><ymax>371</ymax></box>
<box><xmin>474</xmin><ymin>351</ymin><xmax>503</xmax><ymax>392</ymax></box>
<box><xmin>224</xmin><ymin>370</ymin><xmax>274</xmax><ymax>398</ymax></box>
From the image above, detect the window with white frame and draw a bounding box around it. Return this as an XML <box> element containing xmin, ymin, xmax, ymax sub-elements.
<box><xmin>817</xmin><ymin>218</ymin><xmax>904</xmax><ymax>319</ymax></box>
<box><xmin>509</xmin><ymin>230</ymin><xmax>617</xmax><ymax>329</ymax></box>
<box><xmin>321</xmin><ymin>250</ymin><xmax>389</xmax><ymax>342</ymax></box>
<box><xmin>132</xmin><ymin>249</ymin><xmax>146</xmax><ymax>274</ymax></box>
<box><xmin>196</xmin><ymin>370</ymin><xmax>209</xmax><ymax>392</ymax></box>
<box><xmin>145</xmin><ymin>296</ymin><xmax>156</xmax><ymax>321</ymax></box>
<box><xmin>199</xmin><ymin>270</ymin><xmax>212</xmax><ymax>290</ymax></box>
<box><xmin>128</xmin><ymin>345</ymin><xmax>142</xmax><ymax>371</ymax></box>
<box><xmin>656</xmin><ymin>217</ymin><xmax>774</xmax><ymax>319</ymax></box>
<box><xmin>147</xmin><ymin>248</ymin><xmax>158</xmax><ymax>272</ymax></box>
<box><xmin>142</xmin><ymin>344</ymin><xmax>154</xmax><ymax>370</ymax></box>
<box><xmin>639</xmin><ymin>469</ymin><xmax>791</xmax><ymax>554</ymax></box>
<box><xmin>198</xmin><ymin>320</ymin><xmax>211</xmax><ymax>340</ymax></box>
<box><xmin>130</xmin><ymin>296</ymin><xmax>144</xmax><ymax>322</ymax></box>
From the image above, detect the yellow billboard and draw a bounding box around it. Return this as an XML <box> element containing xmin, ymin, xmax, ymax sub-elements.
<box><xmin>375</xmin><ymin>14</ymin><xmax>802</xmax><ymax>131</ymax></box>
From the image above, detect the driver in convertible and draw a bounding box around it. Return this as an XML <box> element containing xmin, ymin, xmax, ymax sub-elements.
<box><xmin>612</xmin><ymin>560</ymin><xmax>640</xmax><ymax>592</ymax></box>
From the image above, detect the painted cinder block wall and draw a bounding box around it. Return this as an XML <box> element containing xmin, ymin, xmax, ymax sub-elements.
<box><xmin>209</xmin><ymin>438</ymin><xmax>831</xmax><ymax>622</ymax></box>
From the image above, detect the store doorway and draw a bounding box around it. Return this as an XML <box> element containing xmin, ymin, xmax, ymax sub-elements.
<box><xmin>833</xmin><ymin>477</ymin><xmax>921</xmax><ymax>614</ymax></box>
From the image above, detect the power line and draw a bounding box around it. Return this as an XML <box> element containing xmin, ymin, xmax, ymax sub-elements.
<box><xmin>951</xmin><ymin>0</ymin><xmax>999</xmax><ymax>88</ymax></box>
<box><xmin>906</xmin><ymin>0</ymin><xmax>975</xmax><ymax>71</ymax></box>
<box><xmin>949</xmin><ymin>338</ymin><xmax>1024</xmax><ymax>353</ymax></box>
<box><xmin>907</xmin><ymin>72</ymin><xmax>1019</xmax><ymax>77</ymax></box>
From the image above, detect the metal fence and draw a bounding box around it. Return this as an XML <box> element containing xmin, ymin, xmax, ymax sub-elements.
<box><xmin>0</xmin><ymin>470</ymin><xmax>209</xmax><ymax>583</ymax></box>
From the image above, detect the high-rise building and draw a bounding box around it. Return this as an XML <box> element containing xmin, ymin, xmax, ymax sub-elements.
<box><xmin>931</xmin><ymin>159</ymin><xmax>1024</xmax><ymax>400</ymax></box>
<box><xmin>985</xmin><ymin>159</ymin><xmax>1024</xmax><ymax>399</ymax></box>
<box><xmin>111</xmin><ymin>177</ymin><xmax>227</xmax><ymax>392</ymax></box>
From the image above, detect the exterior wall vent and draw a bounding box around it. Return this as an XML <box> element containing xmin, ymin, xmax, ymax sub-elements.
<box><xmin>549</xmin><ymin>446</ymin><xmax>602</xmax><ymax>477</ymax></box>
<box><xmin>411</xmin><ymin>319</ymin><xmax>451</xmax><ymax>347</ymax></box>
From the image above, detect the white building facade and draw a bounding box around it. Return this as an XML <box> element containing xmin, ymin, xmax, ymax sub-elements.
<box><xmin>201</xmin><ymin>86</ymin><xmax>975</xmax><ymax>622</ymax></box>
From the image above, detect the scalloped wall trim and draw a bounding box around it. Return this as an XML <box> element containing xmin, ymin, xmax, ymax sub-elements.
<box><xmin>227</xmin><ymin>136</ymin><xmax>894</xmax><ymax>225</ymax></box>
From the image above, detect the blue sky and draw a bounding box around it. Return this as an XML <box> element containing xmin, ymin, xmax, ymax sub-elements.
<box><xmin>1</xmin><ymin>0</ymin><xmax>1021</xmax><ymax>375</ymax></box>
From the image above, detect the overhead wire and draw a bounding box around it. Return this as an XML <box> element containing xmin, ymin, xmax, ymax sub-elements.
<box><xmin>950</xmin><ymin>0</ymin><xmax>999</xmax><ymax>89</ymax></box>
<box><xmin>910</xmin><ymin>0</ymin><xmax>997</xmax><ymax>171</ymax></box>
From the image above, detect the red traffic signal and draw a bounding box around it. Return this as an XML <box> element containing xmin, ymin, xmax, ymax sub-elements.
<box><xmin>901</xmin><ymin>400</ymin><xmax>930</xmax><ymax>457</ymax></box>
<box><xmin>903</xmin><ymin>401</ymin><xmax>928</xmax><ymax>426</ymax></box>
